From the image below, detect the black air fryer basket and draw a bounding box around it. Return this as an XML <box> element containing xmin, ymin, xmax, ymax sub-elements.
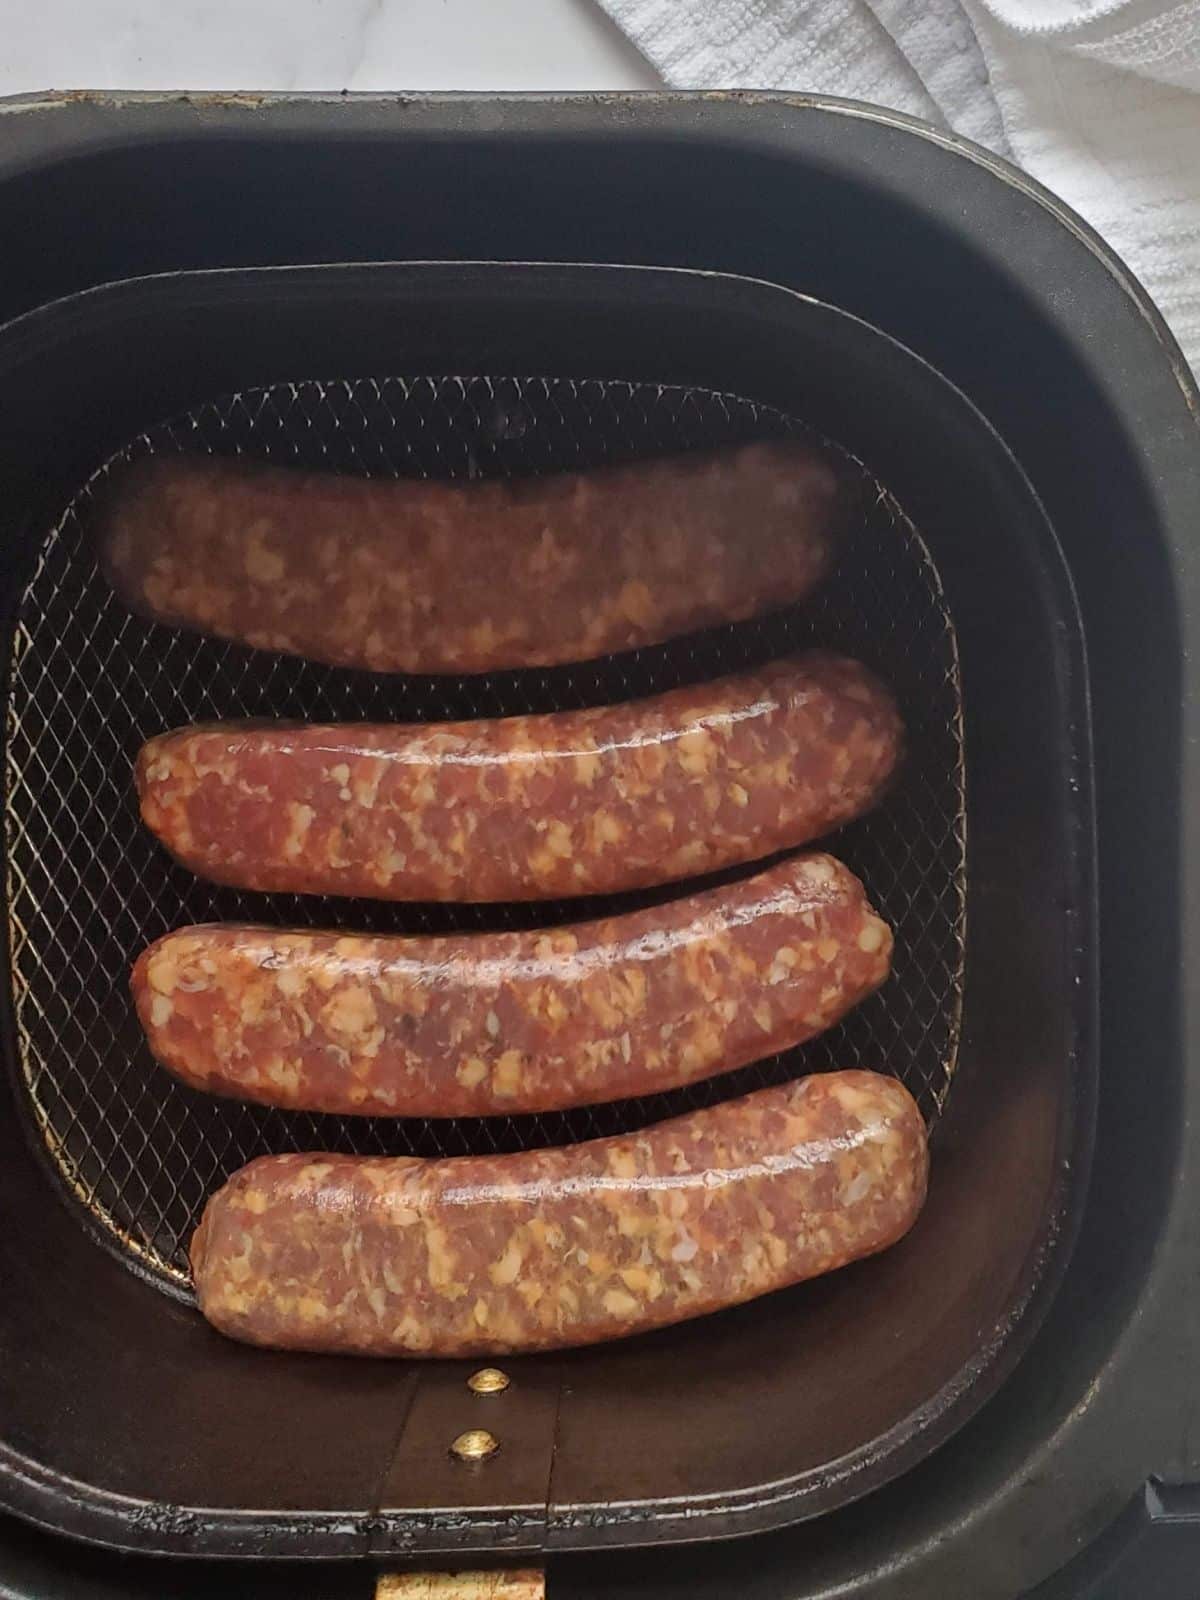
<box><xmin>0</xmin><ymin>92</ymin><xmax>1196</xmax><ymax>1600</ymax></box>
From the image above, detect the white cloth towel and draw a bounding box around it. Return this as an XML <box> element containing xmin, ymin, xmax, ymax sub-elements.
<box><xmin>596</xmin><ymin>0</ymin><xmax>1200</xmax><ymax>373</ymax></box>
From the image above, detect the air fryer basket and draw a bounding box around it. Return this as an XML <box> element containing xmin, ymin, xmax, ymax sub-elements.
<box><xmin>0</xmin><ymin>261</ymin><xmax>1092</xmax><ymax>1559</ymax></box>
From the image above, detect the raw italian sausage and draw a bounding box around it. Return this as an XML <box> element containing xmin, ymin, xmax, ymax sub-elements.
<box><xmin>100</xmin><ymin>442</ymin><xmax>844</xmax><ymax>674</ymax></box>
<box><xmin>190</xmin><ymin>1069</ymin><xmax>928</xmax><ymax>1356</ymax></box>
<box><xmin>133</xmin><ymin>853</ymin><xmax>892</xmax><ymax>1117</ymax></box>
<box><xmin>136</xmin><ymin>652</ymin><xmax>902</xmax><ymax>902</ymax></box>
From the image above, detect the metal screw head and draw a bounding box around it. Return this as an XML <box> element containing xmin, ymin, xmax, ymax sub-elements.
<box><xmin>467</xmin><ymin>1366</ymin><xmax>511</xmax><ymax>1396</ymax></box>
<box><xmin>450</xmin><ymin>1428</ymin><xmax>500</xmax><ymax>1463</ymax></box>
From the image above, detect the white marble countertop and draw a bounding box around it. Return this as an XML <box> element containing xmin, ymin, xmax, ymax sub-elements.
<box><xmin>0</xmin><ymin>0</ymin><xmax>658</xmax><ymax>98</ymax></box>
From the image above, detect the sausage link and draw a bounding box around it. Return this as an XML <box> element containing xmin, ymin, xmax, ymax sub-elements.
<box><xmin>100</xmin><ymin>442</ymin><xmax>843</xmax><ymax>674</ymax></box>
<box><xmin>133</xmin><ymin>853</ymin><xmax>892</xmax><ymax>1117</ymax></box>
<box><xmin>190</xmin><ymin>1070</ymin><xmax>927</xmax><ymax>1356</ymax></box>
<box><xmin>136</xmin><ymin>652</ymin><xmax>902</xmax><ymax>902</ymax></box>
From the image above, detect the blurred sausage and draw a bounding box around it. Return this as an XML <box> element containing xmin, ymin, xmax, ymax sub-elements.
<box><xmin>100</xmin><ymin>442</ymin><xmax>845</xmax><ymax>673</ymax></box>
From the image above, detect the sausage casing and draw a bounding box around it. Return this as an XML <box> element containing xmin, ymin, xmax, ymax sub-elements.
<box><xmin>99</xmin><ymin>443</ymin><xmax>844</xmax><ymax>674</ymax></box>
<box><xmin>190</xmin><ymin>1070</ymin><xmax>928</xmax><ymax>1357</ymax></box>
<box><xmin>136</xmin><ymin>652</ymin><xmax>902</xmax><ymax>902</ymax></box>
<box><xmin>133</xmin><ymin>853</ymin><xmax>892</xmax><ymax>1117</ymax></box>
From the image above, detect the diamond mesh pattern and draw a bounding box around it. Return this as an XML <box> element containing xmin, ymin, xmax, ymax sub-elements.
<box><xmin>4</xmin><ymin>376</ymin><xmax>966</xmax><ymax>1290</ymax></box>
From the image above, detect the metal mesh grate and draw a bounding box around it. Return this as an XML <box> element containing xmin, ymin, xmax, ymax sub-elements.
<box><xmin>5</xmin><ymin>376</ymin><xmax>967</xmax><ymax>1291</ymax></box>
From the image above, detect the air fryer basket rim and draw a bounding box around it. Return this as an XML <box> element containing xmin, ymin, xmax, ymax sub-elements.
<box><xmin>0</xmin><ymin>92</ymin><xmax>1192</xmax><ymax>1600</ymax></box>
<box><xmin>0</xmin><ymin>258</ymin><xmax>1090</xmax><ymax>1557</ymax></box>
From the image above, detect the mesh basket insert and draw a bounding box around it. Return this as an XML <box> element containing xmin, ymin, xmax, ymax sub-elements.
<box><xmin>5</xmin><ymin>374</ymin><xmax>966</xmax><ymax>1290</ymax></box>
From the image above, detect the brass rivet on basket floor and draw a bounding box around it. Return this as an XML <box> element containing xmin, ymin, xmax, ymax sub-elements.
<box><xmin>467</xmin><ymin>1367</ymin><xmax>511</xmax><ymax>1396</ymax></box>
<box><xmin>450</xmin><ymin>1428</ymin><xmax>500</xmax><ymax>1463</ymax></box>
